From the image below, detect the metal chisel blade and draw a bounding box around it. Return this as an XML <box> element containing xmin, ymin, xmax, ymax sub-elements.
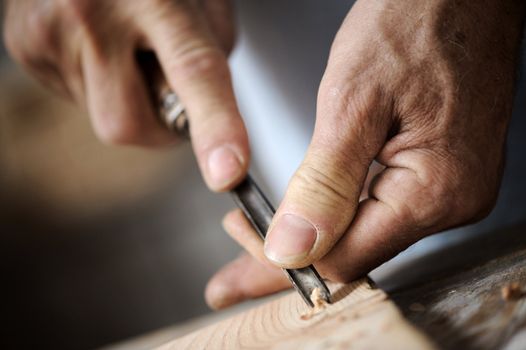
<box><xmin>232</xmin><ymin>177</ymin><xmax>331</xmax><ymax>307</ymax></box>
<box><xmin>157</xmin><ymin>90</ymin><xmax>330</xmax><ymax>307</ymax></box>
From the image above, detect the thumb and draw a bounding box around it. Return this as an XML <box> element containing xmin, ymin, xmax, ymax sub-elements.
<box><xmin>264</xmin><ymin>84</ymin><xmax>392</xmax><ymax>268</ymax></box>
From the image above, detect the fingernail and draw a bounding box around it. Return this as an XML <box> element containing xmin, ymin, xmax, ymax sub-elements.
<box><xmin>264</xmin><ymin>214</ymin><xmax>317</xmax><ymax>264</ymax></box>
<box><xmin>207</xmin><ymin>145</ymin><xmax>243</xmax><ymax>190</ymax></box>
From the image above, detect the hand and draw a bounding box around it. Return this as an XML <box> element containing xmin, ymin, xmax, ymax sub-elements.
<box><xmin>206</xmin><ymin>0</ymin><xmax>526</xmax><ymax>308</ymax></box>
<box><xmin>3</xmin><ymin>0</ymin><xmax>249</xmax><ymax>191</ymax></box>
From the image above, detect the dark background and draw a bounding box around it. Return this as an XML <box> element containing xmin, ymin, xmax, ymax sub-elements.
<box><xmin>0</xmin><ymin>3</ymin><xmax>239</xmax><ymax>348</ymax></box>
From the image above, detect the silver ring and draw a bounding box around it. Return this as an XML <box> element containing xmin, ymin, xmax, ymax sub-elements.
<box><xmin>159</xmin><ymin>90</ymin><xmax>189</xmax><ymax>137</ymax></box>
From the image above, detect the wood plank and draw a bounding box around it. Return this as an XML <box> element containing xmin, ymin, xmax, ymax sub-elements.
<box><xmin>392</xmin><ymin>248</ymin><xmax>526</xmax><ymax>350</ymax></box>
<box><xmin>157</xmin><ymin>278</ymin><xmax>436</xmax><ymax>350</ymax></box>
<box><xmin>106</xmin><ymin>222</ymin><xmax>526</xmax><ymax>350</ymax></box>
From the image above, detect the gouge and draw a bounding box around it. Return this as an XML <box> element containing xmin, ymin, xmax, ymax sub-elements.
<box><xmin>159</xmin><ymin>91</ymin><xmax>331</xmax><ymax>307</ymax></box>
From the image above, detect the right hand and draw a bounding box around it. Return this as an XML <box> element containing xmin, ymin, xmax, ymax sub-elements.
<box><xmin>205</xmin><ymin>0</ymin><xmax>525</xmax><ymax>309</ymax></box>
<box><xmin>3</xmin><ymin>0</ymin><xmax>249</xmax><ymax>192</ymax></box>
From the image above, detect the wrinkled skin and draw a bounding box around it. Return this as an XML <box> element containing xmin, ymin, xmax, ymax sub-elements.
<box><xmin>205</xmin><ymin>0</ymin><xmax>526</xmax><ymax>309</ymax></box>
<box><xmin>4</xmin><ymin>0</ymin><xmax>525</xmax><ymax>310</ymax></box>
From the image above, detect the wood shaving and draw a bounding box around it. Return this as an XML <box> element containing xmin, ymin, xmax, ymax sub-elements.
<box><xmin>301</xmin><ymin>287</ymin><xmax>329</xmax><ymax>320</ymax></box>
<box><xmin>501</xmin><ymin>282</ymin><xmax>524</xmax><ymax>301</ymax></box>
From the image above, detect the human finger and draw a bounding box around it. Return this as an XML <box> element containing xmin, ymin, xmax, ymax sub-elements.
<box><xmin>142</xmin><ymin>2</ymin><xmax>249</xmax><ymax>191</ymax></box>
<box><xmin>205</xmin><ymin>253</ymin><xmax>289</xmax><ymax>310</ymax></box>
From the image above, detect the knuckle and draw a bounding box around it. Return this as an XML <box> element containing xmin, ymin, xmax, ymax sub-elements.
<box><xmin>57</xmin><ymin>0</ymin><xmax>93</xmax><ymax>26</ymax></box>
<box><xmin>318</xmin><ymin>84</ymin><xmax>362</xmax><ymax>129</ymax></box>
<box><xmin>380</xmin><ymin>165</ymin><xmax>454</xmax><ymax>229</ymax></box>
<box><xmin>414</xmin><ymin>166</ymin><xmax>458</xmax><ymax>226</ymax></box>
<box><xmin>168</xmin><ymin>46</ymin><xmax>227</xmax><ymax>81</ymax></box>
<box><xmin>319</xmin><ymin>82</ymin><xmax>385</xmax><ymax>124</ymax></box>
<box><xmin>25</xmin><ymin>10</ymin><xmax>56</xmax><ymax>52</ymax></box>
<box><xmin>293</xmin><ymin>162</ymin><xmax>355</xmax><ymax>211</ymax></box>
<box><xmin>415</xmin><ymin>158</ymin><xmax>499</xmax><ymax>227</ymax></box>
<box><xmin>317</xmin><ymin>82</ymin><xmax>390</xmax><ymax>157</ymax></box>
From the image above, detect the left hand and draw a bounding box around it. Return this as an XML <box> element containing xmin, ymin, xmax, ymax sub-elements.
<box><xmin>205</xmin><ymin>0</ymin><xmax>526</xmax><ymax>309</ymax></box>
<box><xmin>3</xmin><ymin>0</ymin><xmax>249</xmax><ymax>192</ymax></box>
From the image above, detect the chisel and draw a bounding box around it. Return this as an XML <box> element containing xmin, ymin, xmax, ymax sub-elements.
<box><xmin>159</xmin><ymin>90</ymin><xmax>331</xmax><ymax>307</ymax></box>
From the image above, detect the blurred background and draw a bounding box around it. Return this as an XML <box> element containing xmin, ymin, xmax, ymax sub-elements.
<box><xmin>1</xmin><ymin>1</ymin><xmax>525</xmax><ymax>350</ymax></box>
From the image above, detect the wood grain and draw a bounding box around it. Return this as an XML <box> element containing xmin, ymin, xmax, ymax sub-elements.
<box><xmin>392</xmin><ymin>247</ymin><xmax>526</xmax><ymax>350</ymax></box>
<box><xmin>157</xmin><ymin>278</ymin><xmax>436</xmax><ymax>350</ymax></box>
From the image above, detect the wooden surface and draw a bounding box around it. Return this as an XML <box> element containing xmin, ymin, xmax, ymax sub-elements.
<box><xmin>156</xmin><ymin>278</ymin><xmax>436</xmax><ymax>350</ymax></box>
<box><xmin>390</xmin><ymin>227</ymin><xmax>526</xmax><ymax>350</ymax></box>
<box><xmin>106</xmin><ymin>223</ymin><xmax>526</xmax><ymax>350</ymax></box>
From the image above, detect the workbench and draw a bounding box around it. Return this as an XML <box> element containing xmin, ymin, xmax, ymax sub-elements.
<box><xmin>104</xmin><ymin>222</ymin><xmax>526</xmax><ymax>350</ymax></box>
<box><xmin>391</xmin><ymin>223</ymin><xmax>526</xmax><ymax>350</ymax></box>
